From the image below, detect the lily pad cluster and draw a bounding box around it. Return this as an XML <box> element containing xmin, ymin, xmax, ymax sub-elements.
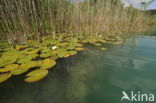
<box><xmin>0</xmin><ymin>34</ymin><xmax>124</xmax><ymax>83</ymax></box>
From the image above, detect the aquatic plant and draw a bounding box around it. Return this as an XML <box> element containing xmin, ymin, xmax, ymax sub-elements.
<box><xmin>0</xmin><ymin>34</ymin><xmax>124</xmax><ymax>83</ymax></box>
<box><xmin>40</xmin><ymin>59</ymin><xmax>56</xmax><ymax>70</ymax></box>
<box><xmin>75</xmin><ymin>48</ymin><xmax>85</xmax><ymax>51</ymax></box>
<box><xmin>0</xmin><ymin>73</ymin><xmax>11</xmax><ymax>83</ymax></box>
<box><xmin>0</xmin><ymin>64</ymin><xmax>19</xmax><ymax>73</ymax></box>
<box><xmin>17</xmin><ymin>54</ymin><xmax>38</xmax><ymax>64</ymax></box>
<box><xmin>25</xmin><ymin>69</ymin><xmax>48</xmax><ymax>83</ymax></box>
<box><xmin>101</xmin><ymin>48</ymin><xmax>107</xmax><ymax>51</ymax></box>
<box><xmin>0</xmin><ymin>0</ymin><xmax>153</xmax><ymax>44</ymax></box>
<box><xmin>11</xmin><ymin>61</ymin><xmax>39</xmax><ymax>75</ymax></box>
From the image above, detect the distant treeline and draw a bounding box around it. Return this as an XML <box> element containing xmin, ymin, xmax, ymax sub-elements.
<box><xmin>147</xmin><ymin>9</ymin><xmax>156</xmax><ymax>15</ymax></box>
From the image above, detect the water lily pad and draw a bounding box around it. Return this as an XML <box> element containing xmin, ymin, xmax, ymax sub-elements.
<box><xmin>59</xmin><ymin>42</ymin><xmax>69</xmax><ymax>47</ymax></box>
<box><xmin>17</xmin><ymin>54</ymin><xmax>38</xmax><ymax>64</ymax></box>
<box><xmin>27</xmin><ymin>40</ymin><xmax>39</xmax><ymax>46</ymax></box>
<box><xmin>11</xmin><ymin>61</ymin><xmax>39</xmax><ymax>75</ymax></box>
<box><xmin>0</xmin><ymin>57</ymin><xmax>17</xmax><ymax>67</ymax></box>
<box><xmin>94</xmin><ymin>43</ymin><xmax>102</xmax><ymax>46</ymax></box>
<box><xmin>14</xmin><ymin>45</ymin><xmax>27</xmax><ymax>50</ymax></box>
<box><xmin>76</xmin><ymin>43</ymin><xmax>83</xmax><ymax>47</ymax></box>
<box><xmin>41</xmin><ymin>47</ymin><xmax>51</xmax><ymax>53</ymax></box>
<box><xmin>75</xmin><ymin>47</ymin><xmax>84</xmax><ymax>51</ymax></box>
<box><xmin>58</xmin><ymin>51</ymin><xmax>66</xmax><ymax>58</ymax></box>
<box><xmin>113</xmin><ymin>41</ymin><xmax>123</xmax><ymax>44</ymax></box>
<box><xmin>27</xmin><ymin>49</ymin><xmax>39</xmax><ymax>54</ymax></box>
<box><xmin>40</xmin><ymin>52</ymin><xmax>51</xmax><ymax>58</ymax></box>
<box><xmin>81</xmin><ymin>39</ymin><xmax>89</xmax><ymax>43</ymax></box>
<box><xmin>99</xmin><ymin>39</ymin><xmax>107</xmax><ymax>43</ymax></box>
<box><xmin>40</xmin><ymin>58</ymin><xmax>56</xmax><ymax>70</ymax></box>
<box><xmin>63</xmin><ymin>54</ymin><xmax>70</xmax><ymax>58</ymax></box>
<box><xmin>0</xmin><ymin>64</ymin><xmax>19</xmax><ymax>73</ymax></box>
<box><xmin>101</xmin><ymin>48</ymin><xmax>107</xmax><ymax>51</ymax></box>
<box><xmin>68</xmin><ymin>50</ymin><xmax>77</xmax><ymax>56</ymax></box>
<box><xmin>24</xmin><ymin>69</ymin><xmax>48</xmax><ymax>83</ymax></box>
<box><xmin>0</xmin><ymin>73</ymin><xmax>11</xmax><ymax>83</ymax></box>
<box><xmin>67</xmin><ymin>43</ymin><xmax>76</xmax><ymax>50</ymax></box>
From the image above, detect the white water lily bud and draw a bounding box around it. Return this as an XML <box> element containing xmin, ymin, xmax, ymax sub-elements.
<box><xmin>52</xmin><ymin>46</ymin><xmax>57</xmax><ymax>50</ymax></box>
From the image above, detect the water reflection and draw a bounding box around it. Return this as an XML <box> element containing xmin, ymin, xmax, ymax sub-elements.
<box><xmin>0</xmin><ymin>36</ymin><xmax>156</xmax><ymax>103</ymax></box>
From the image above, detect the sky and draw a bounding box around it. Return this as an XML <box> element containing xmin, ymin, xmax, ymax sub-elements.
<box><xmin>71</xmin><ymin>0</ymin><xmax>156</xmax><ymax>10</ymax></box>
<box><xmin>123</xmin><ymin>0</ymin><xmax>156</xmax><ymax>10</ymax></box>
<box><xmin>147</xmin><ymin>0</ymin><xmax>156</xmax><ymax>9</ymax></box>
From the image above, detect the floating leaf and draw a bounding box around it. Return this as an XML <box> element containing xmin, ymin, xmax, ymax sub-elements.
<box><xmin>0</xmin><ymin>57</ymin><xmax>17</xmax><ymax>67</ymax></box>
<box><xmin>0</xmin><ymin>64</ymin><xmax>19</xmax><ymax>73</ymax></box>
<box><xmin>94</xmin><ymin>43</ymin><xmax>102</xmax><ymax>46</ymax></box>
<box><xmin>26</xmin><ymin>69</ymin><xmax>48</xmax><ymax>77</ymax></box>
<box><xmin>75</xmin><ymin>47</ymin><xmax>84</xmax><ymax>51</ymax></box>
<box><xmin>101</xmin><ymin>48</ymin><xmax>107</xmax><ymax>51</ymax></box>
<box><xmin>14</xmin><ymin>45</ymin><xmax>27</xmax><ymax>50</ymax></box>
<box><xmin>59</xmin><ymin>42</ymin><xmax>69</xmax><ymax>47</ymax></box>
<box><xmin>0</xmin><ymin>73</ymin><xmax>11</xmax><ymax>83</ymax></box>
<box><xmin>58</xmin><ymin>51</ymin><xmax>66</xmax><ymax>58</ymax></box>
<box><xmin>63</xmin><ymin>54</ymin><xmax>70</xmax><ymax>58</ymax></box>
<box><xmin>76</xmin><ymin>43</ymin><xmax>83</xmax><ymax>47</ymax></box>
<box><xmin>40</xmin><ymin>52</ymin><xmax>51</xmax><ymax>58</ymax></box>
<box><xmin>11</xmin><ymin>61</ymin><xmax>39</xmax><ymax>75</ymax></box>
<box><xmin>41</xmin><ymin>47</ymin><xmax>51</xmax><ymax>53</ymax></box>
<box><xmin>27</xmin><ymin>49</ymin><xmax>39</xmax><ymax>54</ymax></box>
<box><xmin>113</xmin><ymin>41</ymin><xmax>123</xmax><ymax>44</ymax></box>
<box><xmin>68</xmin><ymin>50</ymin><xmax>77</xmax><ymax>56</ymax></box>
<box><xmin>25</xmin><ymin>69</ymin><xmax>48</xmax><ymax>83</ymax></box>
<box><xmin>17</xmin><ymin>54</ymin><xmax>38</xmax><ymax>64</ymax></box>
<box><xmin>99</xmin><ymin>39</ymin><xmax>107</xmax><ymax>43</ymax></box>
<box><xmin>40</xmin><ymin>58</ymin><xmax>56</xmax><ymax>70</ymax></box>
<box><xmin>67</xmin><ymin>43</ymin><xmax>76</xmax><ymax>50</ymax></box>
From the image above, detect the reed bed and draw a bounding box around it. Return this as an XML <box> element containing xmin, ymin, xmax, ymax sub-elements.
<box><xmin>0</xmin><ymin>0</ymin><xmax>153</xmax><ymax>44</ymax></box>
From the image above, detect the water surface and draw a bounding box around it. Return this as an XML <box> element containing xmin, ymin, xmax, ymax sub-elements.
<box><xmin>0</xmin><ymin>35</ymin><xmax>156</xmax><ymax>103</ymax></box>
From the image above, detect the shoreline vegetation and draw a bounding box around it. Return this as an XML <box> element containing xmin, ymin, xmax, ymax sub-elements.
<box><xmin>0</xmin><ymin>0</ymin><xmax>156</xmax><ymax>83</ymax></box>
<box><xmin>0</xmin><ymin>0</ymin><xmax>155</xmax><ymax>44</ymax></box>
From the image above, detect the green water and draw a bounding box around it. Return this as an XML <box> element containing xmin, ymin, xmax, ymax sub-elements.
<box><xmin>0</xmin><ymin>35</ymin><xmax>156</xmax><ymax>103</ymax></box>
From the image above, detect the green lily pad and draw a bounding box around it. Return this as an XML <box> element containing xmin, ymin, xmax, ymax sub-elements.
<box><xmin>68</xmin><ymin>50</ymin><xmax>77</xmax><ymax>56</ymax></box>
<box><xmin>41</xmin><ymin>47</ymin><xmax>51</xmax><ymax>53</ymax></box>
<box><xmin>94</xmin><ymin>43</ymin><xmax>102</xmax><ymax>46</ymax></box>
<box><xmin>58</xmin><ymin>51</ymin><xmax>66</xmax><ymax>58</ymax></box>
<box><xmin>40</xmin><ymin>52</ymin><xmax>51</xmax><ymax>58</ymax></box>
<box><xmin>27</xmin><ymin>49</ymin><xmax>39</xmax><ymax>54</ymax></box>
<box><xmin>76</xmin><ymin>43</ymin><xmax>83</xmax><ymax>47</ymax></box>
<box><xmin>17</xmin><ymin>54</ymin><xmax>38</xmax><ymax>64</ymax></box>
<box><xmin>59</xmin><ymin>42</ymin><xmax>69</xmax><ymax>47</ymax></box>
<box><xmin>67</xmin><ymin>43</ymin><xmax>76</xmax><ymax>50</ymax></box>
<box><xmin>27</xmin><ymin>40</ymin><xmax>39</xmax><ymax>46</ymax></box>
<box><xmin>113</xmin><ymin>41</ymin><xmax>123</xmax><ymax>44</ymax></box>
<box><xmin>75</xmin><ymin>47</ymin><xmax>84</xmax><ymax>51</ymax></box>
<box><xmin>25</xmin><ymin>69</ymin><xmax>48</xmax><ymax>83</ymax></box>
<box><xmin>99</xmin><ymin>39</ymin><xmax>107</xmax><ymax>43</ymax></box>
<box><xmin>0</xmin><ymin>73</ymin><xmax>11</xmax><ymax>83</ymax></box>
<box><xmin>0</xmin><ymin>64</ymin><xmax>19</xmax><ymax>73</ymax></box>
<box><xmin>14</xmin><ymin>45</ymin><xmax>27</xmax><ymax>50</ymax></box>
<box><xmin>11</xmin><ymin>61</ymin><xmax>39</xmax><ymax>75</ymax></box>
<box><xmin>0</xmin><ymin>57</ymin><xmax>17</xmax><ymax>67</ymax></box>
<box><xmin>101</xmin><ymin>48</ymin><xmax>107</xmax><ymax>51</ymax></box>
<box><xmin>40</xmin><ymin>58</ymin><xmax>56</xmax><ymax>70</ymax></box>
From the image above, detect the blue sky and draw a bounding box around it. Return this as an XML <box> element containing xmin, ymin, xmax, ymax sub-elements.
<box><xmin>147</xmin><ymin>0</ymin><xmax>156</xmax><ymax>9</ymax></box>
<box><xmin>71</xmin><ymin>0</ymin><xmax>156</xmax><ymax>10</ymax></box>
<box><xmin>124</xmin><ymin>0</ymin><xmax>156</xmax><ymax>10</ymax></box>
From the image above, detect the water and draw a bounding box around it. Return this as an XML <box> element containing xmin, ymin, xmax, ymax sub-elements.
<box><xmin>0</xmin><ymin>35</ymin><xmax>156</xmax><ymax>103</ymax></box>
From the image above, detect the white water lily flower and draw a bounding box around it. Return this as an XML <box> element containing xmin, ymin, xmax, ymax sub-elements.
<box><xmin>52</xmin><ymin>46</ymin><xmax>57</xmax><ymax>50</ymax></box>
<box><xmin>99</xmin><ymin>35</ymin><xmax>102</xmax><ymax>38</ymax></box>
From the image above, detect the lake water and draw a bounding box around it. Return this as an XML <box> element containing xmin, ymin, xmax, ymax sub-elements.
<box><xmin>0</xmin><ymin>35</ymin><xmax>156</xmax><ymax>103</ymax></box>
